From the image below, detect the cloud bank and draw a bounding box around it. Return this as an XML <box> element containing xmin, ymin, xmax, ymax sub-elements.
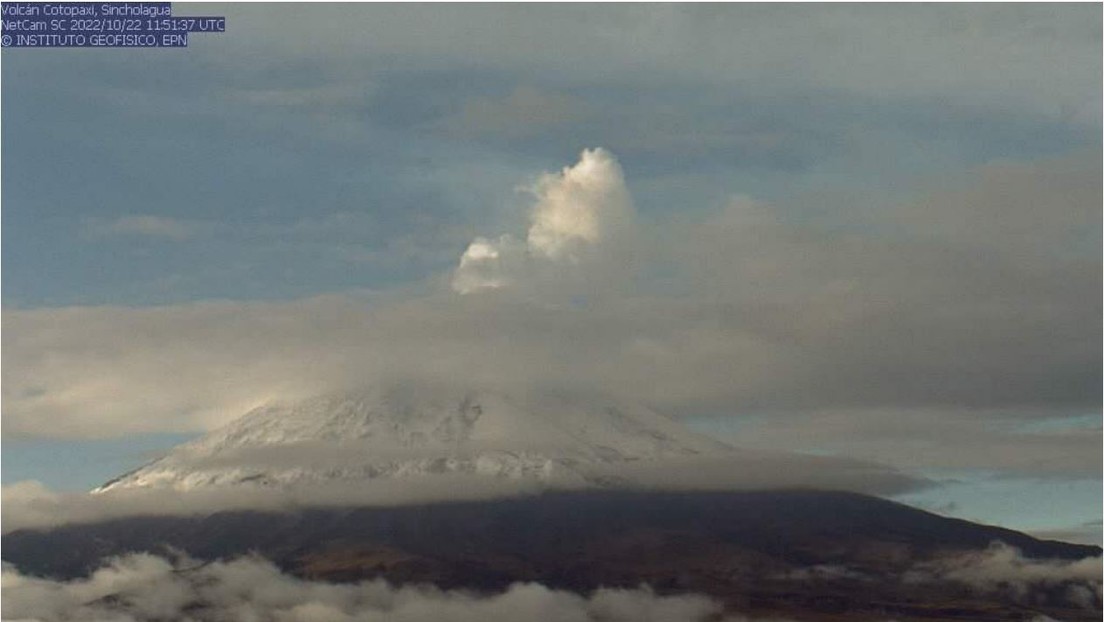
<box><xmin>2</xmin><ymin>447</ymin><xmax>921</xmax><ymax>533</ymax></box>
<box><xmin>4</xmin><ymin>546</ymin><xmax>1099</xmax><ymax>621</ymax></box>
<box><xmin>207</xmin><ymin>5</ymin><xmax>1100</xmax><ymax>124</ymax></box>
<box><xmin>3</xmin><ymin>150</ymin><xmax>1098</xmax><ymax>482</ymax></box>
<box><xmin>1</xmin><ymin>553</ymin><xmax>731</xmax><ymax>622</ymax></box>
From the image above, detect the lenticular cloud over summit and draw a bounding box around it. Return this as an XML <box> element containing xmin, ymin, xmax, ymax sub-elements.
<box><xmin>452</xmin><ymin>148</ymin><xmax>635</xmax><ymax>294</ymax></box>
<box><xmin>0</xmin><ymin>381</ymin><xmax>924</xmax><ymax>533</ymax></box>
<box><xmin>90</xmin><ymin>385</ymin><xmax>734</xmax><ymax>494</ymax></box>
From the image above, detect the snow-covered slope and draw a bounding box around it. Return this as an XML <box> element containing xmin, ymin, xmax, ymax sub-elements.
<box><xmin>94</xmin><ymin>385</ymin><xmax>734</xmax><ymax>493</ymax></box>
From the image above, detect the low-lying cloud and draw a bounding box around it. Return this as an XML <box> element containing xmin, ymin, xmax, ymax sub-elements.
<box><xmin>1</xmin><ymin>553</ymin><xmax>730</xmax><ymax>622</ymax></box>
<box><xmin>907</xmin><ymin>542</ymin><xmax>1102</xmax><ymax>609</ymax></box>
<box><xmin>2</xmin><ymin>448</ymin><xmax>922</xmax><ymax>533</ymax></box>
<box><xmin>4</xmin><ymin>545</ymin><xmax>1098</xmax><ymax>621</ymax></box>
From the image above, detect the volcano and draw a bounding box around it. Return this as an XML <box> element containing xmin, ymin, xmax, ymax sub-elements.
<box><xmin>5</xmin><ymin>385</ymin><xmax>1101</xmax><ymax>621</ymax></box>
<box><xmin>94</xmin><ymin>385</ymin><xmax>733</xmax><ymax>493</ymax></box>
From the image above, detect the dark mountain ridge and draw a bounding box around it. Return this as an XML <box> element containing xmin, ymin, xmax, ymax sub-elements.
<box><xmin>5</xmin><ymin>489</ymin><xmax>1100</xmax><ymax>621</ymax></box>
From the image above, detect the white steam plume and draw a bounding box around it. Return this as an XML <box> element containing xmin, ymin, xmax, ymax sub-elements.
<box><xmin>452</xmin><ymin>148</ymin><xmax>634</xmax><ymax>294</ymax></box>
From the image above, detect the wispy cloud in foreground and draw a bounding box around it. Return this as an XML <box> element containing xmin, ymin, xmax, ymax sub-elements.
<box><xmin>906</xmin><ymin>542</ymin><xmax>1102</xmax><ymax>609</ymax></box>
<box><xmin>2</xmin><ymin>553</ymin><xmax>732</xmax><ymax>622</ymax></box>
<box><xmin>4</xmin><ymin>544</ymin><xmax>1098</xmax><ymax>621</ymax></box>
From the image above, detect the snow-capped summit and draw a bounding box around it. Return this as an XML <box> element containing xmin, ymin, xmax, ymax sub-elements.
<box><xmin>94</xmin><ymin>384</ymin><xmax>733</xmax><ymax>493</ymax></box>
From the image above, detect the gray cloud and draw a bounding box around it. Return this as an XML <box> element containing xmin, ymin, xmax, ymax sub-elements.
<box><xmin>2</xmin><ymin>447</ymin><xmax>922</xmax><ymax>533</ymax></box>
<box><xmin>194</xmin><ymin>5</ymin><xmax>1100</xmax><ymax>124</ymax></box>
<box><xmin>2</xmin><ymin>150</ymin><xmax>1097</xmax><ymax>482</ymax></box>
<box><xmin>770</xmin><ymin>543</ymin><xmax>1102</xmax><ymax>610</ymax></box>
<box><xmin>5</xmin><ymin>6</ymin><xmax>1096</xmax><ymax>311</ymax></box>
<box><xmin>713</xmin><ymin>408</ymin><xmax>1102</xmax><ymax>479</ymax></box>
<box><xmin>0</xmin><ymin>553</ymin><xmax>732</xmax><ymax>622</ymax></box>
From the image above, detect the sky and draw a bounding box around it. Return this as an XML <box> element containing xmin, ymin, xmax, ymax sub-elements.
<box><xmin>1</xmin><ymin>4</ymin><xmax>1101</xmax><ymax>543</ymax></box>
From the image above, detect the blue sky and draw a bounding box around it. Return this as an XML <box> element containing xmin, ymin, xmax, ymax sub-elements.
<box><xmin>2</xmin><ymin>4</ymin><xmax>1100</xmax><ymax>543</ymax></box>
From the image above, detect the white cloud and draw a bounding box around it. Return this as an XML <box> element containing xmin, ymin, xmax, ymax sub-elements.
<box><xmin>1</xmin><ymin>553</ymin><xmax>730</xmax><ymax>622</ymax></box>
<box><xmin>452</xmin><ymin>235</ymin><xmax>528</xmax><ymax>294</ymax></box>
<box><xmin>906</xmin><ymin>542</ymin><xmax>1102</xmax><ymax>609</ymax></box>
<box><xmin>525</xmin><ymin>148</ymin><xmax>633</xmax><ymax>261</ymax></box>
<box><xmin>5</xmin><ymin>546</ymin><xmax>1098</xmax><ymax>621</ymax></box>
<box><xmin>715</xmin><ymin>408</ymin><xmax>1103</xmax><ymax>478</ymax></box>
<box><xmin>452</xmin><ymin>148</ymin><xmax>635</xmax><ymax>294</ymax></box>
